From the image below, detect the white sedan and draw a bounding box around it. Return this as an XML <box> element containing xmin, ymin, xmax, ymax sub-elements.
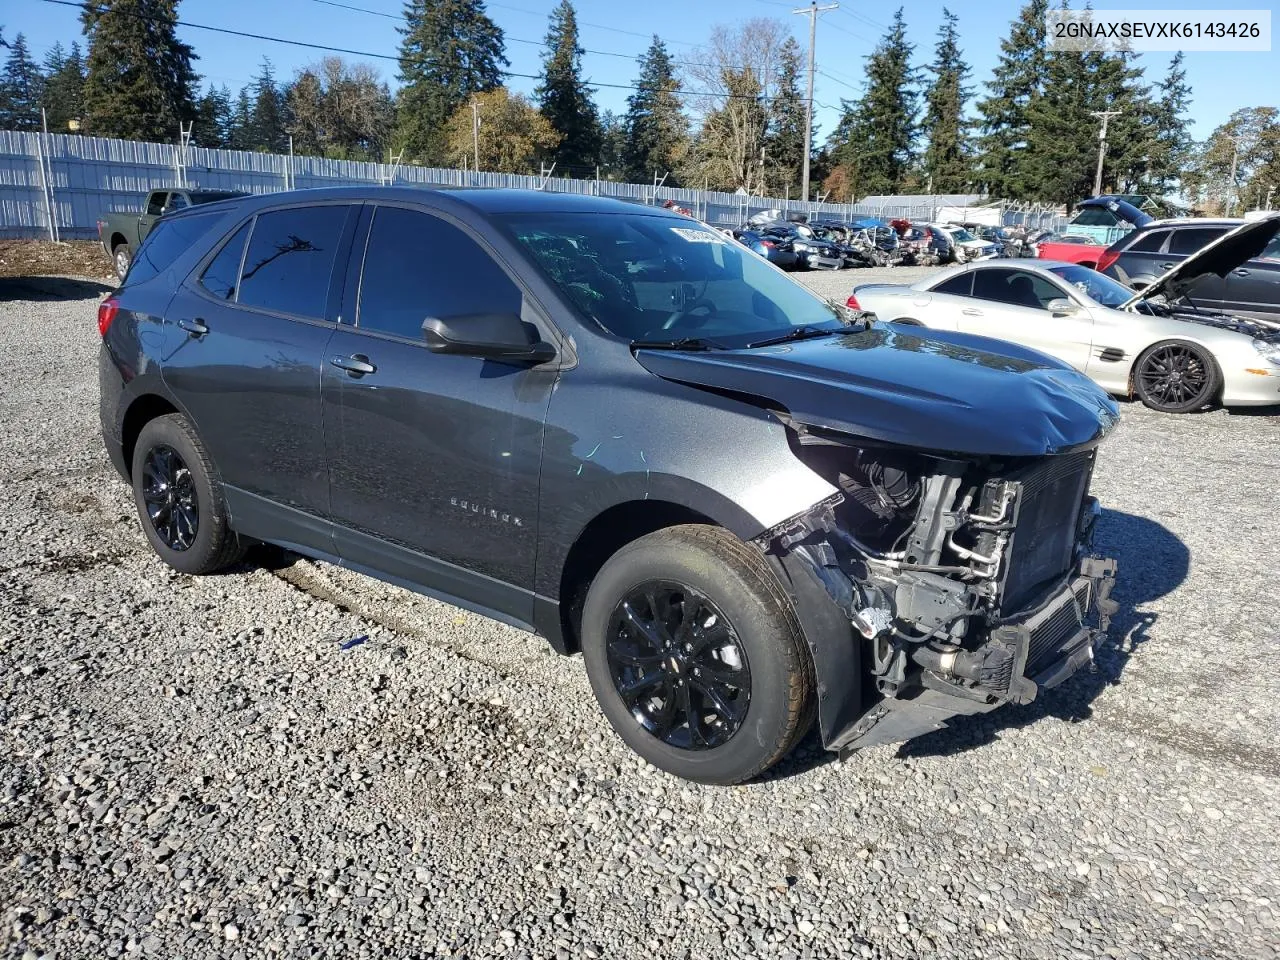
<box><xmin>848</xmin><ymin>222</ymin><xmax>1280</xmax><ymax>414</ymax></box>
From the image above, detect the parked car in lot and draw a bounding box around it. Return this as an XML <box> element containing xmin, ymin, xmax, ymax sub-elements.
<box><xmin>1099</xmin><ymin>218</ymin><xmax>1280</xmax><ymax>321</ymax></box>
<box><xmin>850</xmin><ymin>217</ymin><xmax>1280</xmax><ymax>413</ymax></box>
<box><xmin>100</xmin><ymin>186</ymin><xmax>1120</xmax><ymax>784</ymax></box>
<box><xmin>731</xmin><ymin>228</ymin><xmax>799</xmax><ymax>270</ymax></box>
<box><xmin>97</xmin><ymin>188</ymin><xmax>248</xmax><ymax>279</ymax></box>
<box><xmin>1034</xmin><ymin>232</ymin><xmax>1109</xmax><ymax>267</ymax></box>
<box><xmin>757</xmin><ymin>222</ymin><xmax>844</xmax><ymax>270</ymax></box>
<box><xmin>928</xmin><ymin>223</ymin><xmax>999</xmax><ymax>262</ymax></box>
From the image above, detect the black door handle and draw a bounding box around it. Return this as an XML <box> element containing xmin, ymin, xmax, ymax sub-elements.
<box><xmin>1159</xmin><ymin>262</ymin><xmax>1175</xmax><ymax>271</ymax></box>
<box><xmin>177</xmin><ymin>318</ymin><xmax>208</xmax><ymax>337</ymax></box>
<box><xmin>329</xmin><ymin>354</ymin><xmax>376</xmax><ymax>376</ymax></box>
<box><xmin>1233</xmin><ymin>269</ymin><xmax>1250</xmax><ymax>277</ymax></box>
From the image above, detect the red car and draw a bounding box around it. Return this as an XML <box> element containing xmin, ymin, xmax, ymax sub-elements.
<box><xmin>1035</xmin><ymin>233</ymin><xmax>1108</xmax><ymax>268</ymax></box>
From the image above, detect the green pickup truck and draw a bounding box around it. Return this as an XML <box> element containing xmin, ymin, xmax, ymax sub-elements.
<box><xmin>97</xmin><ymin>188</ymin><xmax>247</xmax><ymax>279</ymax></box>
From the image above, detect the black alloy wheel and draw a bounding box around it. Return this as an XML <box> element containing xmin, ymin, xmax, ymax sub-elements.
<box><xmin>605</xmin><ymin>580</ymin><xmax>751</xmax><ymax>750</ymax></box>
<box><xmin>130</xmin><ymin>413</ymin><xmax>246</xmax><ymax>575</ymax></box>
<box><xmin>1134</xmin><ymin>340</ymin><xmax>1220</xmax><ymax>413</ymax></box>
<box><xmin>141</xmin><ymin>444</ymin><xmax>198</xmax><ymax>551</ymax></box>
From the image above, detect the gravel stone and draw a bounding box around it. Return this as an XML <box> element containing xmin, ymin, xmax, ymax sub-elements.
<box><xmin>0</xmin><ymin>275</ymin><xmax>1277</xmax><ymax>960</ymax></box>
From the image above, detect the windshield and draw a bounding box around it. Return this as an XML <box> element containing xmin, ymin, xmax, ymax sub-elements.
<box><xmin>503</xmin><ymin>212</ymin><xmax>844</xmax><ymax>345</ymax></box>
<box><xmin>1046</xmin><ymin>264</ymin><xmax>1135</xmax><ymax>307</ymax></box>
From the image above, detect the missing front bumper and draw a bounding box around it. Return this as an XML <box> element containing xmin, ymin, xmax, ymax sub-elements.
<box><xmin>832</xmin><ymin>556</ymin><xmax>1118</xmax><ymax>754</ymax></box>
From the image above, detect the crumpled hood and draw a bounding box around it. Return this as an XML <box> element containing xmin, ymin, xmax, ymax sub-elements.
<box><xmin>1123</xmin><ymin>214</ymin><xmax>1280</xmax><ymax>309</ymax></box>
<box><xmin>635</xmin><ymin>326</ymin><xmax>1120</xmax><ymax>457</ymax></box>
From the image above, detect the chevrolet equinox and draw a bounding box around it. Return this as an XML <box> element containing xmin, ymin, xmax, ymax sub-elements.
<box><xmin>99</xmin><ymin>188</ymin><xmax>1121</xmax><ymax>784</ymax></box>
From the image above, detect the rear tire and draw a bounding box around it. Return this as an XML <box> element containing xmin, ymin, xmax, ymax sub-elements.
<box><xmin>131</xmin><ymin>414</ymin><xmax>246</xmax><ymax>574</ymax></box>
<box><xmin>113</xmin><ymin>243</ymin><xmax>132</xmax><ymax>280</ymax></box>
<box><xmin>1133</xmin><ymin>340</ymin><xmax>1221</xmax><ymax>413</ymax></box>
<box><xmin>580</xmin><ymin>525</ymin><xmax>813</xmax><ymax>784</ymax></box>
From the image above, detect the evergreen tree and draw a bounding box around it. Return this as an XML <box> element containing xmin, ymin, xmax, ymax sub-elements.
<box><xmin>829</xmin><ymin>8</ymin><xmax>918</xmax><ymax>196</ymax></box>
<box><xmin>0</xmin><ymin>33</ymin><xmax>43</xmax><ymax>131</ymax></box>
<box><xmin>248</xmin><ymin>58</ymin><xmax>287</xmax><ymax>152</ymax></box>
<box><xmin>82</xmin><ymin>0</ymin><xmax>199</xmax><ymax>141</ymax></box>
<box><xmin>598</xmin><ymin>108</ymin><xmax>627</xmax><ymax>178</ymax></box>
<box><xmin>1148</xmin><ymin>53</ymin><xmax>1192</xmax><ymax>195</ymax></box>
<box><xmin>536</xmin><ymin>0</ymin><xmax>600</xmax><ymax>175</ymax></box>
<box><xmin>974</xmin><ymin>0</ymin><xmax>1048</xmax><ymax>197</ymax></box>
<box><xmin>42</xmin><ymin>41</ymin><xmax>87</xmax><ymax>132</ymax></box>
<box><xmin>765</xmin><ymin>36</ymin><xmax>806</xmax><ymax>195</ymax></box>
<box><xmin>921</xmin><ymin>9</ymin><xmax>971</xmax><ymax>193</ymax></box>
<box><xmin>228</xmin><ymin>87</ymin><xmax>253</xmax><ymax>151</ymax></box>
<box><xmin>192</xmin><ymin>84</ymin><xmax>232</xmax><ymax>147</ymax></box>
<box><xmin>623</xmin><ymin>36</ymin><xmax>687</xmax><ymax>183</ymax></box>
<box><xmin>396</xmin><ymin>0</ymin><xmax>508</xmax><ymax>164</ymax></box>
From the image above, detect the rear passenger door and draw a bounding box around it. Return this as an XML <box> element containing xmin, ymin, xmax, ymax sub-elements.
<box><xmin>322</xmin><ymin>203</ymin><xmax>558</xmax><ymax>624</ymax></box>
<box><xmin>162</xmin><ymin>202</ymin><xmax>359</xmax><ymax>553</ymax></box>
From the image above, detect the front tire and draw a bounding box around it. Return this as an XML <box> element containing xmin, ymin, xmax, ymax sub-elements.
<box><xmin>131</xmin><ymin>414</ymin><xmax>246</xmax><ymax>574</ymax></box>
<box><xmin>1133</xmin><ymin>340</ymin><xmax>1221</xmax><ymax>413</ymax></box>
<box><xmin>580</xmin><ymin>525</ymin><xmax>813</xmax><ymax>784</ymax></box>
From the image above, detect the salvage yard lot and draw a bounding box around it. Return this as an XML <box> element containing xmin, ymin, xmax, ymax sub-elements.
<box><xmin>2</xmin><ymin>271</ymin><xmax>1279</xmax><ymax>960</ymax></box>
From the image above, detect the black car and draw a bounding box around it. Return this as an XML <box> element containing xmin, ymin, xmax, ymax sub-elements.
<box><xmin>99</xmin><ymin>187</ymin><xmax>1120</xmax><ymax>784</ymax></box>
<box><xmin>1099</xmin><ymin>218</ymin><xmax>1280</xmax><ymax>321</ymax></box>
<box><xmin>731</xmin><ymin>228</ymin><xmax>800</xmax><ymax>270</ymax></box>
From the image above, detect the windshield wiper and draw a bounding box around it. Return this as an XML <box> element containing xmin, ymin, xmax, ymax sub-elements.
<box><xmin>745</xmin><ymin>325</ymin><xmax>845</xmax><ymax>349</ymax></box>
<box><xmin>629</xmin><ymin>336</ymin><xmax>727</xmax><ymax>351</ymax></box>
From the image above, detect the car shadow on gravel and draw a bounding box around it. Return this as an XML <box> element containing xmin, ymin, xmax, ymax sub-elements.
<box><xmin>0</xmin><ymin>276</ymin><xmax>113</xmax><ymax>302</ymax></box>
<box><xmin>896</xmin><ymin>509</ymin><xmax>1189</xmax><ymax>760</ymax></box>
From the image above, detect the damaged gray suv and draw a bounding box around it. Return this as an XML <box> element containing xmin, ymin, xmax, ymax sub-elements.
<box><xmin>100</xmin><ymin>187</ymin><xmax>1121</xmax><ymax>783</ymax></box>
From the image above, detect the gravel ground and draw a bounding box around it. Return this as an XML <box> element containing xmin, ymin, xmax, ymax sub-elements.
<box><xmin>2</xmin><ymin>276</ymin><xmax>1279</xmax><ymax>960</ymax></box>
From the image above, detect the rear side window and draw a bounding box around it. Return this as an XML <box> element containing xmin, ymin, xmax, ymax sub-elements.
<box><xmin>1169</xmin><ymin>227</ymin><xmax>1230</xmax><ymax>256</ymax></box>
<box><xmin>199</xmin><ymin>222</ymin><xmax>250</xmax><ymax>300</ymax></box>
<box><xmin>124</xmin><ymin>211</ymin><xmax>223</xmax><ymax>288</ymax></box>
<box><xmin>357</xmin><ymin>206</ymin><xmax>522</xmax><ymax>341</ymax></box>
<box><xmin>238</xmin><ymin>206</ymin><xmax>350</xmax><ymax>320</ymax></box>
<box><xmin>933</xmin><ymin>273</ymin><xmax>973</xmax><ymax>296</ymax></box>
<box><xmin>166</xmin><ymin>193</ymin><xmax>189</xmax><ymax>211</ymax></box>
<box><xmin>1126</xmin><ymin>229</ymin><xmax>1168</xmax><ymax>253</ymax></box>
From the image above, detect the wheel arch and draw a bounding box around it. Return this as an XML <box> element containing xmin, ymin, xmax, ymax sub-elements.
<box><xmin>552</xmin><ymin>499</ymin><xmax>721</xmax><ymax>654</ymax></box>
<box><xmin>120</xmin><ymin>393</ymin><xmax>181</xmax><ymax>479</ymax></box>
<box><xmin>109</xmin><ymin>232</ymin><xmax>129</xmax><ymax>252</ymax></box>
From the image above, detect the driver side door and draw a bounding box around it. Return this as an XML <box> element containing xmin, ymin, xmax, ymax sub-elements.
<box><xmin>958</xmin><ymin>268</ymin><xmax>1094</xmax><ymax>371</ymax></box>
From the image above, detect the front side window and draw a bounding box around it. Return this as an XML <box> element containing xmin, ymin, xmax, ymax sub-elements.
<box><xmin>199</xmin><ymin>222</ymin><xmax>250</xmax><ymax>301</ymax></box>
<box><xmin>503</xmin><ymin>212</ymin><xmax>844</xmax><ymax>345</ymax></box>
<box><xmin>124</xmin><ymin>211</ymin><xmax>224</xmax><ymax>288</ymax></box>
<box><xmin>972</xmin><ymin>269</ymin><xmax>1063</xmax><ymax>311</ymax></box>
<box><xmin>357</xmin><ymin>206</ymin><xmax>523</xmax><ymax>341</ymax></box>
<box><xmin>1168</xmin><ymin>227</ymin><xmax>1230</xmax><ymax>256</ymax></box>
<box><xmin>237</xmin><ymin>205</ymin><xmax>350</xmax><ymax>320</ymax></box>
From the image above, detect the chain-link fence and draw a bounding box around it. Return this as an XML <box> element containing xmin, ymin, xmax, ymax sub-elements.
<box><xmin>0</xmin><ymin>130</ymin><xmax>1067</xmax><ymax>240</ymax></box>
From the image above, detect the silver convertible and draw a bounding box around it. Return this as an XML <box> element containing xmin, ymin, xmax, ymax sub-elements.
<box><xmin>850</xmin><ymin>216</ymin><xmax>1280</xmax><ymax>414</ymax></box>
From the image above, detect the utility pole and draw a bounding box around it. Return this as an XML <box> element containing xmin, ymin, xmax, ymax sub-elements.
<box><xmin>472</xmin><ymin>101</ymin><xmax>481</xmax><ymax>172</ymax></box>
<box><xmin>1266</xmin><ymin>185</ymin><xmax>1275</xmax><ymax>211</ymax></box>
<box><xmin>1226</xmin><ymin>135</ymin><xmax>1247</xmax><ymax>214</ymax></box>
<box><xmin>1090</xmin><ymin>110</ymin><xmax>1121</xmax><ymax>196</ymax></box>
<box><xmin>793</xmin><ymin>1</ymin><xmax>838</xmax><ymax>203</ymax></box>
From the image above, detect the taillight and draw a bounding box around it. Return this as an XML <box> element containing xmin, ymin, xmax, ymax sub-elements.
<box><xmin>96</xmin><ymin>219</ymin><xmax>107</xmax><ymax>239</ymax></box>
<box><xmin>761</xmin><ymin>239</ymin><xmax>776</xmax><ymax>248</ymax></box>
<box><xmin>846</xmin><ymin>292</ymin><xmax>862</xmax><ymax>310</ymax></box>
<box><xmin>97</xmin><ymin>297</ymin><xmax>120</xmax><ymax>337</ymax></box>
<box><xmin>1095</xmin><ymin>249</ymin><xmax>1120</xmax><ymax>273</ymax></box>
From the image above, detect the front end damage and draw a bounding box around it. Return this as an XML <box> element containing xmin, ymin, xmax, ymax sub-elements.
<box><xmin>758</xmin><ymin>424</ymin><xmax>1118</xmax><ymax>754</ymax></box>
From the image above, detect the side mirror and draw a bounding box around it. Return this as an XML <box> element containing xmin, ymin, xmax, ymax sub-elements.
<box><xmin>422</xmin><ymin>312</ymin><xmax>555</xmax><ymax>363</ymax></box>
<box><xmin>1046</xmin><ymin>298</ymin><xmax>1079</xmax><ymax>315</ymax></box>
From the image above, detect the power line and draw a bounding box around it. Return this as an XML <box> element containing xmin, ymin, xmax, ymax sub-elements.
<box><xmin>46</xmin><ymin>0</ymin><xmax>829</xmax><ymax>104</ymax></box>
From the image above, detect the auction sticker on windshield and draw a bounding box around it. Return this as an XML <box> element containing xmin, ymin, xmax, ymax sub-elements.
<box><xmin>671</xmin><ymin>227</ymin><xmax>725</xmax><ymax>243</ymax></box>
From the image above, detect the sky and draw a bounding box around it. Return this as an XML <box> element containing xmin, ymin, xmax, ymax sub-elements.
<box><xmin>9</xmin><ymin>0</ymin><xmax>1275</xmax><ymax>147</ymax></box>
